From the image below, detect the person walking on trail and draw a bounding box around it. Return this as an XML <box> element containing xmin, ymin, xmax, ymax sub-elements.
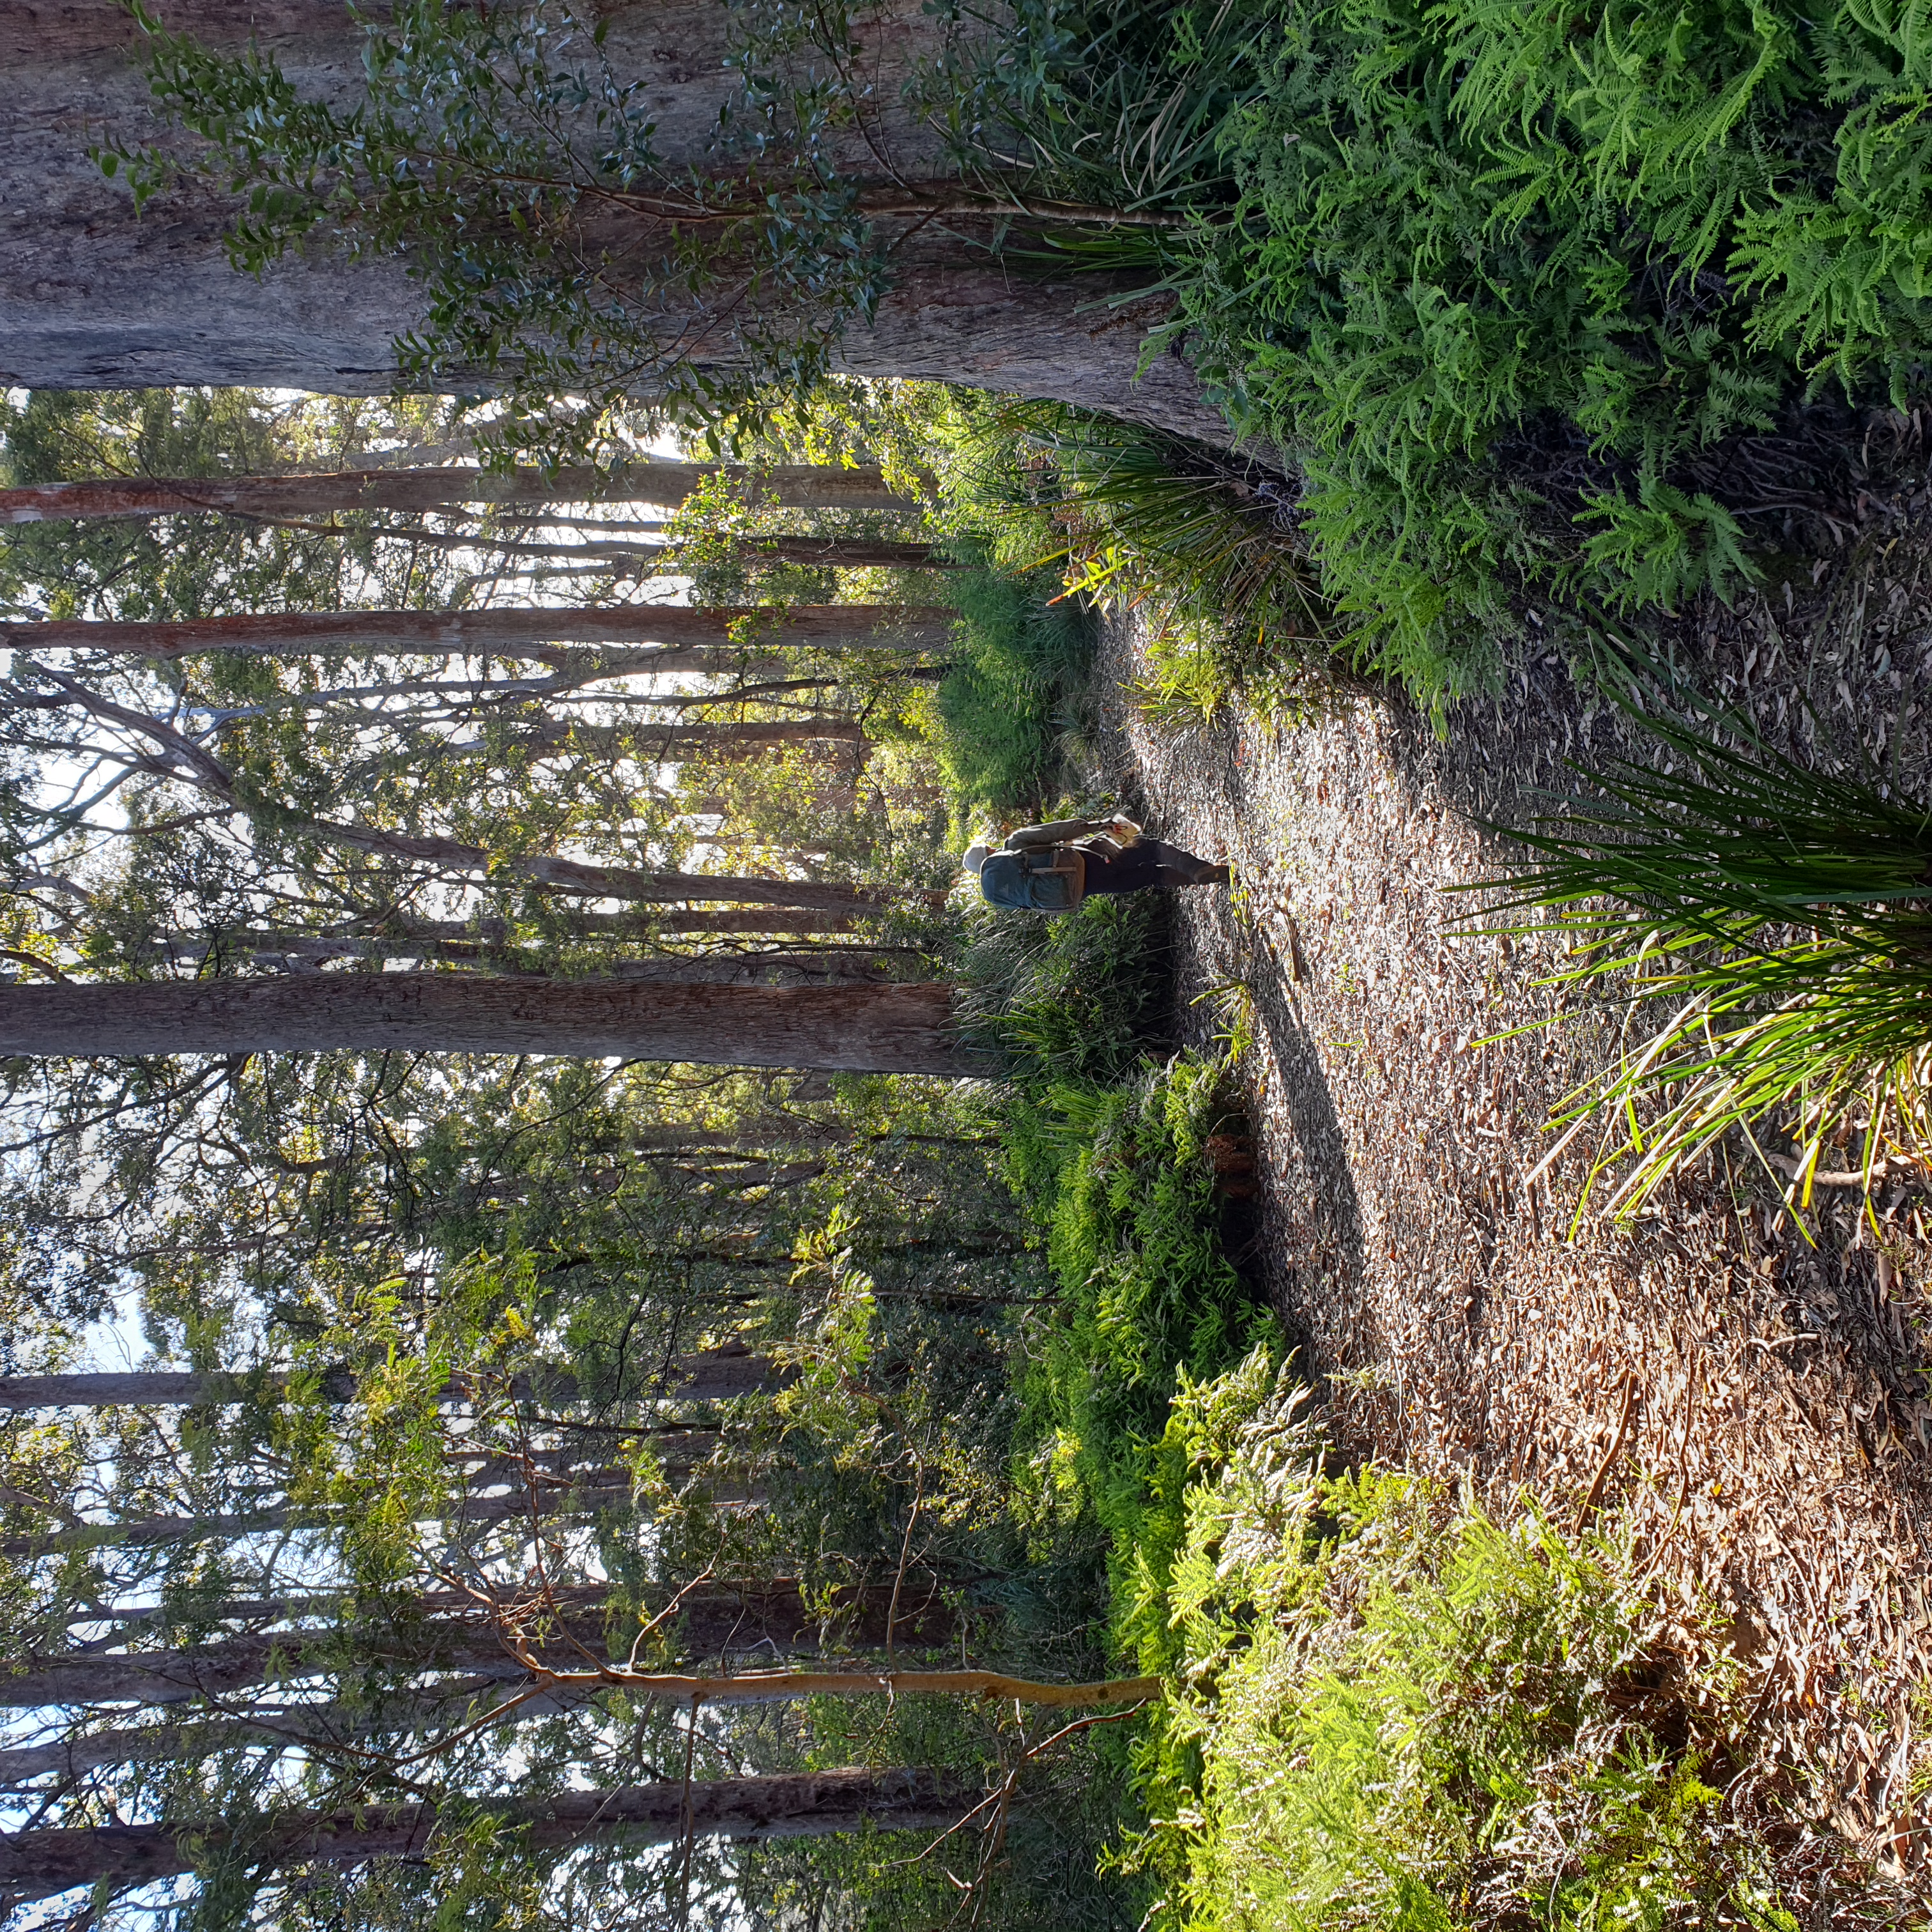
<box><xmin>962</xmin><ymin>816</ymin><xmax>1230</xmax><ymax>914</ymax></box>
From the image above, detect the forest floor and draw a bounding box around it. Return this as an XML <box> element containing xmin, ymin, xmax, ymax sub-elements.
<box><xmin>1094</xmin><ymin>537</ymin><xmax>1932</xmax><ymax>1892</ymax></box>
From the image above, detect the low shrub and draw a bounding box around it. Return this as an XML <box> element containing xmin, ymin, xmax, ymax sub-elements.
<box><xmin>1118</xmin><ymin>1350</ymin><xmax>1809</xmax><ymax>1932</ymax></box>
<box><xmin>946</xmin><ymin>400</ymin><xmax>1335</xmax><ymax>713</ymax></box>
<box><xmin>1003</xmin><ymin>1052</ymin><xmax>1274</xmax><ymax>1653</ymax></box>
<box><xmin>951</xmin><ymin>891</ymin><xmax>1174</xmax><ymax>1087</ymax></box>
<box><xmin>951</xmin><ymin>0</ymin><xmax>1932</xmax><ymax>703</ymax></box>
<box><xmin>922</xmin><ymin>558</ymin><xmax>1094</xmax><ymax>826</ymax></box>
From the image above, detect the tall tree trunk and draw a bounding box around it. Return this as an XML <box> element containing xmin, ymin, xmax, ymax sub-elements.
<box><xmin>0</xmin><ymin>1694</ymin><xmax>592</xmax><ymax>1786</ymax></box>
<box><xmin>132</xmin><ymin>912</ymin><xmax>871</xmax><ymax>972</ymax></box>
<box><xmin>1</xmin><ymin>686</ymin><xmax>924</xmax><ymax>914</ymax></box>
<box><xmin>0</xmin><ymin>1768</ymin><xmax>977</xmax><ymax>1906</ymax></box>
<box><xmin>0</xmin><ymin>463</ymin><xmax>914</xmax><ymax>525</ymax></box>
<box><xmin>264</xmin><ymin>820</ymin><xmax>916</xmax><ymax>913</ymax></box>
<box><xmin>443</xmin><ymin>717</ymin><xmax>867</xmax><ymax>760</ymax></box>
<box><xmin>0</xmin><ymin>1584</ymin><xmax>977</xmax><ymax>1713</ymax></box>
<box><xmin>642</xmin><ymin>908</ymin><xmax>868</xmax><ymax>934</ymax></box>
<box><xmin>0</xmin><ymin>3</ymin><xmax>1231</xmax><ymax>443</ymax></box>
<box><xmin>436</xmin><ymin>533</ymin><xmax>955</xmax><ymax>572</ymax></box>
<box><xmin>125</xmin><ymin>947</ymin><xmax>908</xmax><ymax>988</ymax></box>
<box><xmin>0</xmin><ymin>1464</ymin><xmax>765</xmax><ymax>1560</ymax></box>
<box><xmin>0</xmin><ymin>1343</ymin><xmax>790</xmax><ymax>1412</ymax></box>
<box><xmin>1</xmin><ymin>604</ymin><xmax>951</xmax><ymax>659</ymax></box>
<box><xmin>0</xmin><ymin>1629</ymin><xmax>539</xmax><ymax>1708</ymax></box>
<box><xmin>0</xmin><ymin>976</ymin><xmax>963</xmax><ymax>1072</ymax></box>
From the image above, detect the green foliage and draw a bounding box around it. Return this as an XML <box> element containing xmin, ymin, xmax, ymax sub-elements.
<box><xmin>1004</xmin><ymin>1052</ymin><xmax>1272</xmax><ymax>1655</ymax></box>
<box><xmin>1478</xmin><ymin>703</ymin><xmax>1932</xmax><ymax>1220</ymax></box>
<box><xmin>924</xmin><ymin>0</ymin><xmax>1266</xmax><ymax>231</ymax></box>
<box><xmin>1121</xmin><ymin>1352</ymin><xmax>1800</xmax><ymax>1932</ymax></box>
<box><xmin>1148</xmin><ymin>0</ymin><xmax>1932</xmax><ymax>693</ymax></box>
<box><xmin>946</xmin><ymin>399</ymin><xmax>1334</xmax><ymax>713</ymax></box>
<box><xmin>102</xmin><ymin>0</ymin><xmax>894</xmax><ymax>459</ymax></box>
<box><xmin>921</xmin><ymin>0</ymin><xmax>1932</xmax><ymax>696</ymax></box>
<box><xmin>110</xmin><ymin>0</ymin><xmax>1932</xmax><ymax>694</ymax></box>
<box><xmin>0</xmin><ymin>388</ymin><xmax>444</xmax><ymax>622</ymax></box>
<box><xmin>744</xmin><ymin>1689</ymin><xmax>1150</xmax><ymax>1932</ymax></box>
<box><xmin>921</xmin><ymin>559</ymin><xmax>1095</xmax><ymax>824</ymax></box>
<box><xmin>951</xmin><ymin>893</ymin><xmax>1174</xmax><ymax>1085</ymax></box>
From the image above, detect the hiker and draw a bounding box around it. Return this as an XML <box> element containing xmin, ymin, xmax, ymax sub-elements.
<box><xmin>962</xmin><ymin>816</ymin><xmax>1230</xmax><ymax>914</ymax></box>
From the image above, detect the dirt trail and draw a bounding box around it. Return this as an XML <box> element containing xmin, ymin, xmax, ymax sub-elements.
<box><xmin>1098</xmin><ymin>543</ymin><xmax>1932</xmax><ymax>1885</ymax></box>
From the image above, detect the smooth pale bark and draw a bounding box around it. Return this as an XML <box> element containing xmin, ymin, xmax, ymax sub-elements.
<box><xmin>0</xmin><ymin>977</ymin><xmax>963</xmax><ymax>1071</ymax></box>
<box><xmin>642</xmin><ymin>908</ymin><xmax>866</xmax><ymax>933</ymax></box>
<box><xmin>675</xmin><ymin>535</ymin><xmax>954</xmax><ymax>571</ymax></box>
<box><xmin>295</xmin><ymin>832</ymin><xmax>926</xmax><ymax>914</ymax></box>
<box><xmin>215</xmin><ymin>832</ymin><xmax>911</xmax><ymax>916</ymax></box>
<box><xmin>0</xmin><ymin>1344</ymin><xmax>789</xmax><ymax>1411</ymax></box>
<box><xmin>36</xmin><ymin>677</ymin><xmax>919</xmax><ymax>916</ymax></box>
<box><xmin>0</xmin><ymin>463</ymin><xmax>914</xmax><ymax>525</ymax></box>
<box><xmin>1</xmin><ymin>604</ymin><xmax>951</xmax><ymax>659</ymax></box>
<box><xmin>0</xmin><ymin>1628</ymin><xmax>544</xmax><ymax>1709</ymax></box>
<box><xmin>0</xmin><ymin>2</ymin><xmax>1232</xmax><ymax>443</ymax></box>
<box><xmin>476</xmin><ymin>534</ymin><xmax>956</xmax><ymax>572</ymax></box>
<box><xmin>68</xmin><ymin>1583</ymin><xmax>607</xmax><ymax>1633</ymax></box>
<box><xmin>0</xmin><ymin>1768</ymin><xmax>976</xmax><ymax>1906</ymax></box>
<box><xmin>0</xmin><ymin>1668</ymin><xmax>1146</xmax><ymax>1782</ymax></box>
<box><xmin>0</xmin><ymin>1612</ymin><xmax>660</xmax><ymax>1708</ymax></box>
<box><xmin>440</xmin><ymin>717</ymin><xmax>866</xmax><ymax>760</ymax></box>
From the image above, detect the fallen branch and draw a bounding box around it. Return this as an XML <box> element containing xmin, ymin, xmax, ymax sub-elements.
<box><xmin>1760</xmin><ymin>1150</ymin><xmax>1928</xmax><ymax>1190</ymax></box>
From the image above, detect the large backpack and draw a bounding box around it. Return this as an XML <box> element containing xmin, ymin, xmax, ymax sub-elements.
<box><xmin>977</xmin><ymin>848</ymin><xmax>1082</xmax><ymax>914</ymax></box>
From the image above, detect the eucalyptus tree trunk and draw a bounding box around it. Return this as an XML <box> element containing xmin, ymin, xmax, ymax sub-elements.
<box><xmin>464</xmin><ymin>534</ymin><xmax>956</xmax><ymax>571</ymax></box>
<box><xmin>114</xmin><ymin>947</ymin><xmax>906</xmax><ymax>988</ymax></box>
<box><xmin>649</xmin><ymin>908</ymin><xmax>866</xmax><ymax>933</ymax></box>
<box><xmin>0</xmin><ymin>1695</ymin><xmax>590</xmax><ymax>1786</ymax></box>
<box><xmin>0</xmin><ymin>604</ymin><xmax>951</xmax><ymax>659</ymax></box>
<box><xmin>0</xmin><ymin>1768</ymin><xmax>977</xmax><ymax>1906</ymax></box>
<box><xmin>130</xmin><ymin>912</ymin><xmax>872</xmax><ymax>972</ymax></box>
<box><xmin>0</xmin><ymin>463</ymin><xmax>914</xmax><ymax>525</ymax></box>
<box><xmin>0</xmin><ymin>1583</ymin><xmax>973</xmax><ymax>1714</ymax></box>
<box><xmin>0</xmin><ymin>976</ymin><xmax>963</xmax><ymax>1072</ymax></box>
<box><xmin>0</xmin><ymin>679</ymin><xmax>927</xmax><ymax>911</ymax></box>
<box><xmin>0</xmin><ymin>1464</ymin><xmax>762</xmax><ymax>1560</ymax></box>
<box><xmin>0</xmin><ymin>1343</ymin><xmax>790</xmax><ymax>1411</ymax></box>
<box><xmin>0</xmin><ymin>1</ymin><xmax>1230</xmax><ymax>443</ymax></box>
<box><xmin>445</xmin><ymin>717</ymin><xmax>868</xmax><ymax>760</ymax></box>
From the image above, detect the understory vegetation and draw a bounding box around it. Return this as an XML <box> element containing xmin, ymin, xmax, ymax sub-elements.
<box><xmin>1002</xmin><ymin>1049</ymin><xmax>1271</xmax><ymax>1647</ymax></box>
<box><xmin>1116</xmin><ymin>1353</ymin><xmax>1847</xmax><ymax>1932</ymax></box>
<box><xmin>969</xmin><ymin>0</ymin><xmax>1932</xmax><ymax>698</ymax></box>
<box><xmin>1476</xmin><ymin>697</ymin><xmax>1932</xmax><ymax>1223</ymax></box>
<box><xmin>917</xmin><ymin>556</ymin><xmax>1096</xmax><ymax>830</ymax></box>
